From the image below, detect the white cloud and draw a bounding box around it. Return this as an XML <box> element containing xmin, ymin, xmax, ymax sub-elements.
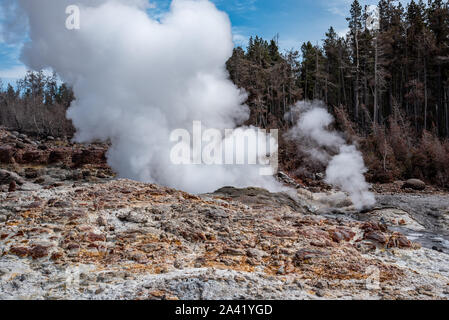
<box><xmin>213</xmin><ymin>0</ymin><xmax>257</xmax><ymax>13</ymax></box>
<box><xmin>0</xmin><ymin>64</ymin><xmax>26</xmax><ymax>79</ymax></box>
<box><xmin>337</xmin><ymin>28</ymin><xmax>349</xmax><ymax>38</ymax></box>
<box><xmin>231</xmin><ymin>26</ymin><xmax>251</xmax><ymax>47</ymax></box>
<box><xmin>232</xmin><ymin>32</ymin><xmax>248</xmax><ymax>47</ymax></box>
<box><xmin>324</xmin><ymin>0</ymin><xmax>352</xmax><ymax>17</ymax></box>
<box><xmin>279</xmin><ymin>37</ymin><xmax>300</xmax><ymax>51</ymax></box>
<box><xmin>324</xmin><ymin>0</ymin><xmax>411</xmax><ymax>19</ymax></box>
<box><xmin>0</xmin><ymin>65</ymin><xmax>55</xmax><ymax>87</ymax></box>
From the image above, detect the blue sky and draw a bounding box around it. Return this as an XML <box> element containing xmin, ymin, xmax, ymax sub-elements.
<box><xmin>0</xmin><ymin>0</ymin><xmax>404</xmax><ymax>85</ymax></box>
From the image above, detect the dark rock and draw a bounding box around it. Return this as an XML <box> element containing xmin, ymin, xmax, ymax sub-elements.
<box><xmin>29</xmin><ymin>245</ymin><xmax>49</xmax><ymax>259</ymax></box>
<box><xmin>315</xmin><ymin>290</ymin><xmax>324</xmax><ymax>297</ymax></box>
<box><xmin>82</xmin><ymin>170</ymin><xmax>91</xmax><ymax>178</ymax></box>
<box><xmin>67</xmin><ymin>243</ymin><xmax>80</xmax><ymax>251</ymax></box>
<box><xmin>386</xmin><ymin>233</ymin><xmax>412</xmax><ymax>249</ymax></box>
<box><xmin>379</xmin><ymin>217</ymin><xmax>388</xmax><ymax>229</ymax></box>
<box><xmin>396</xmin><ymin>235</ymin><xmax>412</xmax><ymax>249</ymax></box>
<box><xmin>47</xmin><ymin>199</ymin><xmax>71</xmax><ymax>208</ymax></box>
<box><xmin>87</xmin><ymin>232</ymin><xmax>106</xmax><ymax>242</ymax></box>
<box><xmin>9</xmin><ymin>246</ymin><xmax>29</xmax><ymax>257</ymax></box>
<box><xmin>223</xmin><ymin>247</ymin><xmax>246</xmax><ymax>256</ymax></box>
<box><xmin>315</xmin><ymin>281</ymin><xmax>328</xmax><ymax>289</ymax></box>
<box><xmin>402</xmin><ymin>179</ymin><xmax>426</xmax><ymax>191</ymax></box>
<box><xmin>364</xmin><ymin>231</ymin><xmax>387</xmax><ymax>245</ymax></box>
<box><xmin>427</xmin><ymin>211</ymin><xmax>441</xmax><ymax>219</ymax></box>
<box><xmin>295</xmin><ymin>280</ymin><xmax>303</xmax><ymax>289</ymax></box>
<box><xmin>97</xmin><ymin>216</ymin><xmax>107</xmax><ymax>226</ymax></box>
<box><xmin>359</xmin><ymin>207</ymin><xmax>373</xmax><ymax>214</ymax></box>
<box><xmin>362</xmin><ymin>221</ymin><xmax>388</xmax><ymax>233</ymax></box>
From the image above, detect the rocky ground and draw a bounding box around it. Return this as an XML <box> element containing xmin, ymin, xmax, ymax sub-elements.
<box><xmin>0</xmin><ymin>128</ymin><xmax>448</xmax><ymax>300</ymax></box>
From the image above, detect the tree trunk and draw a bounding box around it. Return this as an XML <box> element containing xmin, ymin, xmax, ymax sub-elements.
<box><xmin>315</xmin><ymin>45</ymin><xmax>319</xmax><ymax>100</ymax></box>
<box><xmin>355</xmin><ymin>29</ymin><xmax>360</xmax><ymax>122</ymax></box>
<box><xmin>374</xmin><ymin>36</ymin><xmax>378</xmax><ymax>125</ymax></box>
<box><xmin>424</xmin><ymin>58</ymin><xmax>428</xmax><ymax>131</ymax></box>
<box><xmin>444</xmin><ymin>88</ymin><xmax>449</xmax><ymax>138</ymax></box>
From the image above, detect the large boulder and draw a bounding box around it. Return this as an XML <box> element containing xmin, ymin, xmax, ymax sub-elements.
<box><xmin>402</xmin><ymin>179</ymin><xmax>426</xmax><ymax>191</ymax></box>
<box><xmin>210</xmin><ymin>186</ymin><xmax>307</xmax><ymax>212</ymax></box>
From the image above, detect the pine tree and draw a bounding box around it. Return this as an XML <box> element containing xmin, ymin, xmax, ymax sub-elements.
<box><xmin>347</xmin><ymin>0</ymin><xmax>363</xmax><ymax>121</ymax></box>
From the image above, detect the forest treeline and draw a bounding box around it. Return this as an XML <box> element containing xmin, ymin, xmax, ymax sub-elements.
<box><xmin>227</xmin><ymin>0</ymin><xmax>449</xmax><ymax>188</ymax></box>
<box><xmin>0</xmin><ymin>71</ymin><xmax>74</xmax><ymax>137</ymax></box>
<box><xmin>1</xmin><ymin>0</ymin><xmax>448</xmax><ymax>187</ymax></box>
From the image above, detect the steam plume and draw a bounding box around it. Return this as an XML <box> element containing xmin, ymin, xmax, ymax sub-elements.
<box><xmin>287</xmin><ymin>101</ymin><xmax>376</xmax><ymax>210</ymax></box>
<box><xmin>2</xmin><ymin>0</ymin><xmax>280</xmax><ymax>193</ymax></box>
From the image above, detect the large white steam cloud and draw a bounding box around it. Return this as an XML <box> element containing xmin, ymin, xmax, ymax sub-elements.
<box><xmin>2</xmin><ymin>0</ymin><xmax>281</xmax><ymax>193</ymax></box>
<box><xmin>287</xmin><ymin>101</ymin><xmax>376</xmax><ymax>210</ymax></box>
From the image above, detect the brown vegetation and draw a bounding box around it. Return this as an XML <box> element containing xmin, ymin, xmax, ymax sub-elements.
<box><xmin>0</xmin><ymin>71</ymin><xmax>75</xmax><ymax>138</ymax></box>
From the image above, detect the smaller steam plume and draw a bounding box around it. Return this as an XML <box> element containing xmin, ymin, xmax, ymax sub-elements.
<box><xmin>286</xmin><ymin>101</ymin><xmax>376</xmax><ymax>210</ymax></box>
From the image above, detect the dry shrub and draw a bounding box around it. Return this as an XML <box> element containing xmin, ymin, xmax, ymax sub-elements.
<box><xmin>333</xmin><ymin>105</ymin><xmax>358</xmax><ymax>143</ymax></box>
<box><xmin>413</xmin><ymin>131</ymin><xmax>449</xmax><ymax>187</ymax></box>
<box><xmin>362</xmin><ymin>126</ymin><xmax>395</xmax><ymax>183</ymax></box>
<box><xmin>387</xmin><ymin>118</ymin><xmax>414</xmax><ymax>178</ymax></box>
<box><xmin>332</xmin><ymin>109</ymin><xmax>449</xmax><ymax>188</ymax></box>
<box><xmin>0</xmin><ymin>71</ymin><xmax>75</xmax><ymax>138</ymax></box>
<box><xmin>0</xmin><ymin>99</ymin><xmax>74</xmax><ymax>138</ymax></box>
